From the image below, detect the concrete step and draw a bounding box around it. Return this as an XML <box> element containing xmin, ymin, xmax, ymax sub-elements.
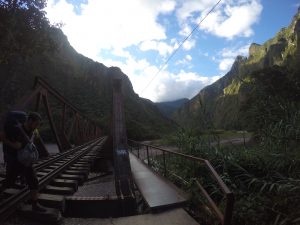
<box><xmin>64</xmin><ymin>196</ymin><xmax>122</xmax><ymax>218</ymax></box>
<box><xmin>18</xmin><ymin>204</ymin><xmax>62</xmax><ymax>224</ymax></box>
<box><xmin>51</xmin><ymin>179</ymin><xmax>78</xmax><ymax>190</ymax></box>
<box><xmin>42</xmin><ymin>185</ymin><xmax>75</xmax><ymax>195</ymax></box>
<box><xmin>38</xmin><ymin>193</ymin><xmax>65</xmax><ymax>211</ymax></box>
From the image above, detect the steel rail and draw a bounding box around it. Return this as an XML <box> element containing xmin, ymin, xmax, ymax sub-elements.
<box><xmin>34</xmin><ymin>137</ymin><xmax>101</xmax><ymax>171</ymax></box>
<box><xmin>0</xmin><ymin>137</ymin><xmax>106</xmax><ymax>222</ymax></box>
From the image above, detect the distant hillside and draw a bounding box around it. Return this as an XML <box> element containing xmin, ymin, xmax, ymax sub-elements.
<box><xmin>0</xmin><ymin>4</ymin><xmax>175</xmax><ymax>140</ymax></box>
<box><xmin>155</xmin><ymin>98</ymin><xmax>189</xmax><ymax>118</ymax></box>
<box><xmin>173</xmin><ymin>9</ymin><xmax>300</xmax><ymax>131</ymax></box>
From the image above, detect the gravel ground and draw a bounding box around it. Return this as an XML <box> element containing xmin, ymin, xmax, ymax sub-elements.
<box><xmin>74</xmin><ymin>172</ymin><xmax>116</xmax><ymax>197</ymax></box>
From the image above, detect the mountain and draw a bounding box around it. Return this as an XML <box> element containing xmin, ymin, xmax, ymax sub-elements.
<box><xmin>155</xmin><ymin>98</ymin><xmax>189</xmax><ymax>118</ymax></box>
<box><xmin>173</xmin><ymin>9</ymin><xmax>300</xmax><ymax>131</ymax></box>
<box><xmin>0</xmin><ymin>16</ymin><xmax>175</xmax><ymax>140</ymax></box>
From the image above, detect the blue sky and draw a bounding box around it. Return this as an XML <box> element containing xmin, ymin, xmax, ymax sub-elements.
<box><xmin>45</xmin><ymin>0</ymin><xmax>300</xmax><ymax>102</ymax></box>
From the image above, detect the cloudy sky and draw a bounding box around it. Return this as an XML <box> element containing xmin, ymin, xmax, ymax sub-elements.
<box><xmin>45</xmin><ymin>0</ymin><xmax>299</xmax><ymax>102</ymax></box>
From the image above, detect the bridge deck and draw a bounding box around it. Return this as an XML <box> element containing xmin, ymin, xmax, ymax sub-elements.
<box><xmin>129</xmin><ymin>152</ymin><xmax>188</xmax><ymax>211</ymax></box>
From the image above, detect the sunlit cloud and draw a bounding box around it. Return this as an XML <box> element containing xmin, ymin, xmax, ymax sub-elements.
<box><xmin>98</xmin><ymin>55</ymin><xmax>220</xmax><ymax>102</ymax></box>
<box><xmin>46</xmin><ymin>0</ymin><xmax>169</xmax><ymax>59</ymax></box>
<box><xmin>177</xmin><ymin>0</ymin><xmax>263</xmax><ymax>39</ymax></box>
<box><xmin>218</xmin><ymin>44</ymin><xmax>250</xmax><ymax>72</ymax></box>
<box><xmin>139</xmin><ymin>40</ymin><xmax>175</xmax><ymax>57</ymax></box>
<box><xmin>175</xmin><ymin>54</ymin><xmax>193</xmax><ymax>67</ymax></box>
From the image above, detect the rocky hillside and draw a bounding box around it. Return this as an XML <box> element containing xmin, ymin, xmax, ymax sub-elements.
<box><xmin>173</xmin><ymin>9</ymin><xmax>300</xmax><ymax>131</ymax></box>
<box><xmin>0</xmin><ymin>6</ymin><xmax>175</xmax><ymax>140</ymax></box>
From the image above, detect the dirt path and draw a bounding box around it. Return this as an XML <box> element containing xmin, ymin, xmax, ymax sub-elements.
<box><xmin>139</xmin><ymin>136</ymin><xmax>252</xmax><ymax>155</ymax></box>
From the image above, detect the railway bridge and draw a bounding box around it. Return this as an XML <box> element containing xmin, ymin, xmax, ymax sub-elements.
<box><xmin>0</xmin><ymin>77</ymin><xmax>234</xmax><ymax>225</ymax></box>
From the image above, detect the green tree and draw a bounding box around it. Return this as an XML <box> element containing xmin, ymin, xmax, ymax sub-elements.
<box><xmin>0</xmin><ymin>0</ymin><xmax>55</xmax><ymax>63</ymax></box>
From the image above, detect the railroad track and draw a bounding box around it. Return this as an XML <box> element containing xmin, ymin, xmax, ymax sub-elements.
<box><xmin>0</xmin><ymin>136</ymin><xmax>107</xmax><ymax>222</ymax></box>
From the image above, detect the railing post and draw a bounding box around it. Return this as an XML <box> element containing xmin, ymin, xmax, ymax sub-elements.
<box><xmin>146</xmin><ymin>145</ymin><xmax>150</xmax><ymax>166</ymax></box>
<box><xmin>223</xmin><ymin>193</ymin><xmax>234</xmax><ymax>225</ymax></box>
<box><xmin>163</xmin><ymin>151</ymin><xmax>166</xmax><ymax>176</ymax></box>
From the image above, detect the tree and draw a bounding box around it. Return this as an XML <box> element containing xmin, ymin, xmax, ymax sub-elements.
<box><xmin>0</xmin><ymin>0</ymin><xmax>55</xmax><ymax>63</ymax></box>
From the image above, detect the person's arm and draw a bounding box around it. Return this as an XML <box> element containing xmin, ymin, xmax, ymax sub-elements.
<box><xmin>2</xmin><ymin>132</ymin><xmax>22</xmax><ymax>149</ymax></box>
<box><xmin>0</xmin><ymin>131</ymin><xmax>4</xmax><ymax>142</ymax></box>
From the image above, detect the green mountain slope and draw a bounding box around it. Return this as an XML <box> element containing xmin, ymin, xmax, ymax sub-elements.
<box><xmin>173</xmin><ymin>9</ymin><xmax>300</xmax><ymax>131</ymax></box>
<box><xmin>155</xmin><ymin>98</ymin><xmax>189</xmax><ymax>118</ymax></box>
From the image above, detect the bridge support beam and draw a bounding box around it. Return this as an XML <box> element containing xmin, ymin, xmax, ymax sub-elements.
<box><xmin>112</xmin><ymin>78</ymin><xmax>136</xmax><ymax>216</ymax></box>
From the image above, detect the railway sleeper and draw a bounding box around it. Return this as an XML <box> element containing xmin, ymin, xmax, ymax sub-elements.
<box><xmin>59</xmin><ymin>174</ymin><xmax>85</xmax><ymax>185</ymax></box>
<box><xmin>68</xmin><ymin>166</ymin><xmax>90</xmax><ymax>172</ymax></box>
<box><xmin>51</xmin><ymin>178</ymin><xmax>78</xmax><ymax>190</ymax></box>
<box><xmin>73</xmin><ymin>162</ymin><xmax>90</xmax><ymax>167</ymax></box>
<box><xmin>63</xmin><ymin>169</ymin><xmax>89</xmax><ymax>179</ymax></box>
<box><xmin>42</xmin><ymin>185</ymin><xmax>75</xmax><ymax>195</ymax></box>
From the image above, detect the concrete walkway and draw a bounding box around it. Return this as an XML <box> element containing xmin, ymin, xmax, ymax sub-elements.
<box><xmin>129</xmin><ymin>152</ymin><xmax>187</xmax><ymax>210</ymax></box>
<box><xmin>63</xmin><ymin>208</ymin><xmax>199</xmax><ymax>225</ymax></box>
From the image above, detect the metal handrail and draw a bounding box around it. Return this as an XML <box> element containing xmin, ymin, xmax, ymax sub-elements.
<box><xmin>128</xmin><ymin>139</ymin><xmax>234</xmax><ymax>225</ymax></box>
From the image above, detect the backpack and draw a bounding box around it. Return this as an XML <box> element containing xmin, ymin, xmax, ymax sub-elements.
<box><xmin>4</xmin><ymin>111</ymin><xmax>39</xmax><ymax>166</ymax></box>
<box><xmin>4</xmin><ymin>111</ymin><xmax>27</xmax><ymax>137</ymax></box>
<box><xmin>17</xmin><ymin>138</ymin><xmax>39</xmax><ymax>167</ymax></box>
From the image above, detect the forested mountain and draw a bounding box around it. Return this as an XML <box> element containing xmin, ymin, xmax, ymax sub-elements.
<box><xmin>173</xmin><ymin>8</ymin><xmax>300</xmax><ymax>131</ymax></box>
<box><xmin>155</xmin><ymin>98</ymin><xmax>189</xmax><ymax>118</ymax></box>
<box><xmin>0</xmin><ymin>0</ymin><xmax>175</xmax><ymax>140</ymax></box>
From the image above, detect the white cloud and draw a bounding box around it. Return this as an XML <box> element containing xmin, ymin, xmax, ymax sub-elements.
<box><xmin>186</xmin><ymin>55</ymin><xmax>192</xmax><ymax>61</ymax></box>
<box><xmin>219</xmin><ymin>58</ymin><xmax>235</xmax><ymax>71</ymax></box>
<box><xmin>176</xmin><ymin>0</ymin><xmax>214</xmax><ymax>24</ymax></box>
<box><xmin>179</xmin><ymin>24</ymin><xmax>192</xmax><ymax>36</ymax></box>
<box><xmin>153</xmin><ymin>70</ymin><xmax>221</xmax><ymax>102</ymax></box>
<box><xmin>175</xmin><ymin>54</ymin><xmax>193</xmax><ymax>66</ymax></box>
<box><xmin>182</xmin><ymin>39</ymin><xmax>196</xmax><ymax>50</ymax></box>
<box><xmin>139</xmin><ymin>40</ymin><xmax>175</xmax><ymax>57</ymax></box>
<box><xmin>160</xmin><ymin>0</ymin><xmax>177</xmax><ymax>13</ymax></box>
<box><xmin>98</xmin><ymin>54</ymin><xmax>220</xmax><ymax>102</ymax></box>
<box><xmin>46</xmin><ymin>0</ymin><xmax>173</xmax><ymax>59</ymax></box>
<box><xmin>176</xmin><ymin>0</ymin><xmax>263</xmax><ymax>39</ymax></box>
<box><xmin>218</xmin><ymin>43</ymin><xmax>250</xmax><ymax>72</ymax></box>
<box><xmin>220</xmin><ymin>44</ymin><xmax>250</xmax><ymax>58</ymax></box>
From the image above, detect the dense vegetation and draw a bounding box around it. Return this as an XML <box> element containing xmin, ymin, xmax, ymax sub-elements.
<box><xmin>154</xmin><ymin>53</ymin><xmax>300</xmax><ymax>224</ymax></box>
<box><xmin>155</xmin><ymin>98</ymin><xmax>189</xmax><ymax>118</ymax></box>
<box><xmin>154</xmin><ymin>99</ymin><xmax>300</xmax><ymax>224</ymax></box>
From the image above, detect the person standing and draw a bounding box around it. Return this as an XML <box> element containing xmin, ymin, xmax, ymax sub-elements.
<box><xmin>1</xmin><ymin>111</ymin><xmax>46</xmax><ymax>212</ymax></box>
